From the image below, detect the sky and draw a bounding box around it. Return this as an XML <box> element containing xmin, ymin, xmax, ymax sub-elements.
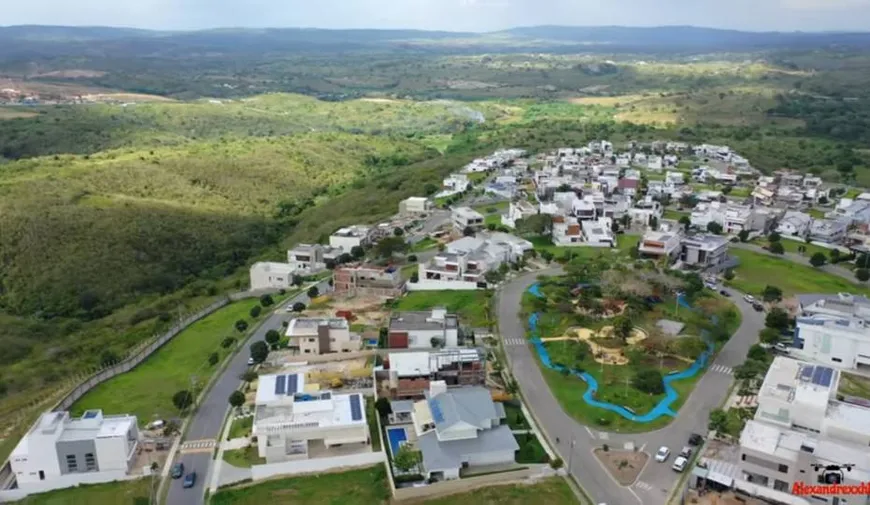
<box><xmin>5</xmin><ymin>0</ymin><xmax>870</xmax><ymax>32</ymax></box>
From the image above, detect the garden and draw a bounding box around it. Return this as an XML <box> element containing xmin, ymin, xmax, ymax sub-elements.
<box><xmin>524</xmin><ymin>260</ymin><xmax>741</xmax><ymax>432</ymax></box>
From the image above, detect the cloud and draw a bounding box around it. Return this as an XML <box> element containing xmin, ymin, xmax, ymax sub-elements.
<box><xmin>780</xmin><ymin>0</ymin><xmax>870</xmax><ymax>9</ymax></box>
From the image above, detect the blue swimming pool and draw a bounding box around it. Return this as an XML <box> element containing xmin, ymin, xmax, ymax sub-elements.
<box><xmin>386</xmin><ymin>427</ymin><xmax>407</xmax><ymax>456</ymax></box>
<box><xmin>528</xmin><ymin>283</ymin><xmax>715</xmax><ymax>424</ymax></box>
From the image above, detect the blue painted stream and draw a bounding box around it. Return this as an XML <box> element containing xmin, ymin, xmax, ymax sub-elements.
<box><xmin>526</xmin><ymin>283</ymin><xmax>715</xmax><ymax>423</ymax></box>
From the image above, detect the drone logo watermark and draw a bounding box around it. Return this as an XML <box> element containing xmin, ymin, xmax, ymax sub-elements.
<box><xmin>792</xmin><ymin>464</ymin><xmax>868</xmax><ymax>496</ymax></box>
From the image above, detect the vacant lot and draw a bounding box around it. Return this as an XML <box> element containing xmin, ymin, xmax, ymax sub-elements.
<box><xmin>15</xmin><ymin>478</ymin><xmax>150</xmax><ymax>505</ymax></box>
<box><xmin>728</xmin><ymin>250</ymin><xmax>870</xmax><ymax>298</ymax></box>
<box><xmin>394</xmin><ymin>290</ymin><xmax>491</xmax><ymax>328</ymax></box>
<box><xmin>71</xmin><ymin>298</ymin><xmax>264</xmax><ymax>422</ymax></box>
<box><xmin>418</xmin><ymin>477</ymin><xmax>578</xmax><ymax>505</ymax></box>
<box><xmin>839</xmin><ymin>372</ymin><xmax>870</xmax><ymax>400</ymax></box>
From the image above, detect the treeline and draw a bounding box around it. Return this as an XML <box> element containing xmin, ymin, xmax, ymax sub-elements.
<box><xmin>769</xmin><ymin>94</ymin><xmax>870</xmax><ymax>144</ymax></box>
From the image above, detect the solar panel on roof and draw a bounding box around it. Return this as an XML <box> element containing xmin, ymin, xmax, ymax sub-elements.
<box><xmin>429</xmin><ymin>398</ymin><xmax>445</xmax><ymax>423</ymax></box>
<box><xmin>275</xmin><ymin>374</ymin><xmax>287</xmax><ymax>395</ymax></box>
<box><xmin>820</xmin><ymin>367</ymin><xmax>834</xmax><ymax>387</ymax></box>
<box><xmin>349</xmin><ymin>394</ymin><xmax>363</xmax><ymax>421</ymax></box>
<box><xmin>801</xmin><ymin>366</ymin><xmax>814</xmax><ymax>380</ymax></box>
<box><xmin>83</xmin><ymin>410</ymin><xmax>99</xmax><ymax>419</ymax></box>
<box><xmin>287</xmin><ymin>374</ymin><xmax>299</xmax><ymax>395</ymax></box>
<box><xmin>812</xmin><ymin>366</ymin><xmax>825</xmax><ymax>385</ymax></box>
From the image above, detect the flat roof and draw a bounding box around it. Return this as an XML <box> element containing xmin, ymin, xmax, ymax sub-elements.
<box><xmin>251</xmin><ymin>261</ymin><xmax>295</xmax><ymax>274</ymax></box>
<box><xmin>256</xmin><ymin>373</ymin><xmax>307</xmax><ymax>404</ymax></box>
<box><xmin>390</xmin><ymin>311</ymin><xmax>458</xmax><ymax>331</ymax></box>
<box><xmin>255</xmin><ymin>392</ymin><xmax>366</xmax><ymax>430</ymax></box>
<box><xmin>286</xmin><ymin>317</ymin><xmax>348</xmax><ymax>336</ymax></box>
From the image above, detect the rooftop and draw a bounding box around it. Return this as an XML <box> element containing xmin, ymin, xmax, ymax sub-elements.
<box><xmin>256</xmin><ymin>373</ymin><xmax>309</xmax><ymax>404</ymax></box>
<box><xmin>452</xmin><ymin>207</ymin><xmax>484</xmax><ymax>220</ymax></box>
<box><xmin>255</xmin><ymin>390</ymin><xmax>366</xmax><ymax>431</ymax></box>
<box><xmin>758</xmin><ymin>357</ymin><xmax>837</xmax><ymax>407</ymax></box>
<box><xmin>681</xmin><ymin>234</ymin><xmax>729</xmax><ymax>250</ymax></box>
<box><xmin>286</xmin><ymin>317</ymin><xmax>349</xmax><ymax>336</ymax></box>
<box><xmin>332</xmin><ymin>225</ymin><xmax>370</xmax><ymax>238</ymax></box>
<box><xmin>416</xmin><ymin>424</ymin><xmax>518</xmax><ymax>472</ymax></box>
<box><xmin>426</xmin><ymin>387</ymin><xmax>499</xmax><ymax>433</ymax></box>
<box><xmin>12</xmin><ymin>410</ymin><xmax>137</xmax><ymax>457</ymax></box>
<box><xmin>389</xmin><ymin>310</ymin><xmax>458</xmax><ymax>332</ymax></box>
<box><xmin>388</xmin><ymin>349</ymin><xmax>482</xmax><ymax>377</ymax></box>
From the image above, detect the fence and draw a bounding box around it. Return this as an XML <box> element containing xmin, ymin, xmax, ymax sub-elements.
<box><xmin>392</xmin><ymin>467</ymin><xmax>533</xmax><ymax>501</ymax></box>
<box><xmin>250</xmin><ymin>452</ymin><xmax>386</xmax><ymax>481</ymax></box>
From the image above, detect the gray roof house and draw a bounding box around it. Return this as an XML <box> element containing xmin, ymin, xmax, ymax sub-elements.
<box><xmin>809</xmin><ymin>218</ymin><xmax>849</xmax><ymax>244</ymax></box>
<box><xmin>409</xmin><ymin>383</ymin><xmax>517</xmax><ymax>480</ymax></box>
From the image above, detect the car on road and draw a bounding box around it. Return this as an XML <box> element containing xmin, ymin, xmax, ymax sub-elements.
<box><xmin>655</xmin><ymin>446</ymin><xmax>670</xmax><ymax>462</ymax></box>
<box><xmin>744</xmin><ymin>294</ymin><xmax>756</xmax><ymax>304</ymax></box>
<box><xmin>688</xmin><ymin>433</ymin><xmax>704</xmax><ymax>446</ymax></box>
<box><xmin>672</xmin><ymin>456</ymin><xmax>688</xmax><ymax>472</ymax></box>
<box><xmin>170</xmin><ymin>462</ymin><xmax>184</xmax><ymax>479</ymax></box>
<box><xmin>182</xmin><ymin>471</ymin><xmax>197</xmax><ymax>489</ymax></box>
<box><xmin>247</xmin><ymin>357</ymin><xmax>255</xmax><ymax>365</ymax></box>
<box><xmin>719</xmin><ymin>289</ymin><xmax>730</xmax><ymax>297</ymax></box>
<box><xmin>679</xmin><ymin>446</ymin><xmax>693</xmax><ymax>458</ymax></box>
<box><xmin>752</xmin><ymin>302</ymin><xmax>764</xmax><ymax>312</ymax></box>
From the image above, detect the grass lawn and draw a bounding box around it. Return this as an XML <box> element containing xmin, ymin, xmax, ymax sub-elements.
<box><xmin>15</xmin><ymin>478</ymin><xmax>150</xmax><ymax>505</ymax></box>
<box><xmin>366</xmin><ymin>397</ymin><xmax>382</xmax><ymax>451</ymax></box>
<box><xmin>807</xmin><ymin>208</ymin><xmax>827</xmax><ymax>219</ymax></box>
<box><xmin>528</xmin><ymin>235</ymin><xmax>639</xmax><ymax>260</ymax></box>
<box><xmin>228</xmin><ymin>416</ymin><xmax>253</xmax><ymax>439</ymax></box>
<box><xmin>514</xmin><ymin>433</ymin><xmax>549</xmax><ymax>463</ymax></box>
<box><xmin>838</xmin><ymin>372</ymin><xmax>870</xmax><ymax>400</ymax></box>
<box><xmin>473</xmin><ymin>201</ymin><xmax>509</xmax><ymax>214</ymax></box>
<box><xmin>222</xmin><ymin>445</ymin><xmax>266</xmax><ymax>468</ymax></box>
<box><xmin>663</xmin><ymin>209</ymin><xmax>689</xmax><ymax>221</ymax></box>
<box><xmin>485</xmin><ymin>213</ymin><xmax>502</xmax><ymax>227</ymax></box>
<box><xmin>467</xmin><ymin>172</ymin><xmax>489</xmax><ymax>183</ymax></box>
<box><xmin>750</xmin><ymin>238</ymin><xmax>831</xmax><ymax>259</ymax></box>
<box><xmin>420</xmin><ymin>478</ymin><xmax>577</xmax><ymax>505</ymax></box>
<box><xmin>727</xmin><ymin>249</ymin><xmax>870</xmax><ymax>298</ymax></box>
<box><xmin>71</xmin><ymin>297</ymin><xmax>267</xmax><ymax>423</ymax></box>
<box><xmin>410</xmin><ymin>237</ymin><xmax>438</xmax><ymax>252</ymax></box>
<box><xmin>401</xmin><ymin>263</ymin><xmax>418</xmax><ymax>280</ymax></box>
<box><xmin>503</xmin><ymin>402</ymin><xmax>526</xmax><ymax>429</ymax></box>
<box><xmin>394</xmin><ymin>290</ymin><xmax>490</xmax><ymax>327</ymax></box>
<box><xmin>210</xmin><ymin>465</ymin><xmax>390</xmax><ymax>505</ymax></box>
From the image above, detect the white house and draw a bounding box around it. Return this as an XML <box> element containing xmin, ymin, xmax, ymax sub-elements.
<box><xmin>776</xmin><ymin>211</ymin><xmax>813</xmax><ymax>238</ymax></box>
<box><xmin>809</xmin><ymin>219</ymin><xmax>849</xmax><ymax>244</ymax></box>
<box><xmin>665</xmin><ymin>171</ymin><xmax>685</xmax><ymax>186</ymax></box>
<box><xmin>582</xmin><ymin>218</ymin><xmax>616</xmax><ymax>247</ymax></box>
<box><xmin>628</xmin><ymin>197</ymin><xmax>663</xmax><ymax>227</ymax></box>
<box><xmin>793</xmin><ymin>293</ymin><xmax>870</xmax><ymax>371</ymax></box>
<box><xmin>285</xmin><ymin>317</ymin><xmax>360</xmax><ymax>356</ymax></box>
<box><xmin>250</xmin><ymin>262</ymin><xmax>295</xmax><ymax>291</ymax></box>
<box><xmin>680</xmin><ymin>234</ymin><xmax>730</xmax><ymax>268</ymax></box>
<box><xmin>638</xmin><ymin>229</ymin><xmax>682</xmax><ymax>262</ymax></box>
<box><xmin>288</xmin><ymin>244</ymin><xmax>341</xmax><ymax>273</ymax></box>
<box><xmin>451</xmin><ymin>207</ymin><xmax>485</xmax><ymax>232</ymax></box>
<box><xmin>413</xmin><ymin>233</ymin><xmax>531</xmax><ymax>291</ymax></box>
<box><xmin>10</xmin><ymin>410</ymin><xmax>139</xmax><ymax>494</ymax></box>
<box><xmin>387</xmin><ymin>309</ymin><xmax>459</xmax><ymax>349</ymax></box>
<box><xmin>399</xmin><ymin>197</ymin><xmax>431</xmax><ymax>215</ymax></box>
<box><xmin>411</xmin><ymin>383</ymin><xmax>517</xmax><ymax>481</ymax></box>
<box><xmin>329</xmin><ymin>225</ymin><xmax>371</xmax><ymax>252</ymax></box>
<box><xmin>501</xmin><ymin>200</ymin><xmax>537</xmax><ymax>229</ymax></box>
<box><xmin>443</xmin><ymin>173</ymin><xmax>469</xmax><ymax>191</ymax></box>
<box><xmin>253</xmin><ymin>373</ymin><xmax>369</xmax><ymax>463</ymax></box>
<box><xmin>647</xmin><ymin>155</ymin><xmax>663</xmax><ymax>171</ymax></box>
<box><xmin>737</xmin><ymin>357</ymin><xmax>870</xmax><ymax>503</ymax></box>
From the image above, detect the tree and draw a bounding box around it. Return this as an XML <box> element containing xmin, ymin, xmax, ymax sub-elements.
<box><xmin>762</xmin><ymin>285</ymin><xmax>783</xmax><ymax>303</ymax></box>
<box><xmin>99</xmin><ymin>350</ymin><xmax>120</xmax><ymax>368</ymax></box>
<box><xmin>338</xmin><ymin>253</ymin><xmax>352</xmax><ymax>264</ymax></box>
<box><xmin>723</xmin><ymin>269</ymin><xmax>735</xmax><ymax>281</ymax></box>
<box><xmin>857</xmin><ymin>253</ymin><xmax>870</xmax><ymax>269</ymax></box>
<box><xmin>540</xmin><ymin>250</ymin><xmax>554</xmax><ymax>263</ymax></box>
<box><xmin>307</xmin><ymin>286</ymin><xmax>319</xmax><ymax>299</ymax></box>
<box><xmin>249</xmin><ymin>305</ymin><xmax>262</xmax><ymax>318</ymax></box>
<box><xmin>393</xmin><ymin>445</ymin><xmax>422</xmax><ymax>473</ymax></box>
<box><xmin>484</xmin><ymin>269</ymin><xmax>504</xmax><ymax>285</ymax></box>
<box><xmin>462</xmin><ymin>226</ymin><xmax>475</xmax><ymax>237</ymax></box>
<box><xmin>679</xmin><ymin>215</ymin><xmax>691</xmax><ymax>231</ymax></box>
<box><xmin>375</xmin><ymin>236</ymin><xmax>408</xmax><ymax>258</ymax></box>
<box><xmin>830</xmin><ymin>249</ymin><xmax>841</xmax><ymax>263</ymax></box>
<box><xmin>292</xmin><ymin>302</ymin><xmax>306</xmax><ymax>312</ymax></box>
<box><xmin>228</xmin><ymin>390</ymin><xmax>245</xmax><ymax>409</ymax></box>
<box><xmin>649</xmin><ymin>216</ymin><xmax>658</xmax><ymax>230</ymax></box>
<box><xmin>708</xmin><ymin>408</ymin><xmax>727</xmax><ymax>433</ymax></box>
<box><xmin>172</xmin><ymin>390</ymin><xmax>194</xmax><ymax>412</ymax></box>
<box><xmin>235</xmin><ymin>319</ymin><xmax>248</xmax><ymax>332</ymax></box>
<box><xmin>747</xmin><ymin>344</ymin><xmax>768</xmax><ymax>362</ymax></box>
<box><xmin>621</xmin><ymin>214</ymin><xmax>632</xmax><ymax>229</ymax></box>
<box><xmin>760</xmin><ymin>327</ymin><xmax>781</xmax><ymax>345</ymax></box>
<box><xmin>221</xmin><ymin>336</ymin><xmax>236</xmax><ymax>349</ymax></box>
<box><xmin>430</xmin><ymin>336</ymin><xmax>443</xmax><ymax>348</ymax></box>
<box><xmin>810</xmin><ymin>252</ymin><xmax>827</xmax><ymax>267</ymax></box>
<box><xmin>375</xmin><ymin>397</ymin><xmax>392</xmax><ymax>418</ymax></box>
<box><xmin>516</xmin><ymin>214</ymin><xmax>553</xmax><ymax>236</ymax></box>
<box><xmin>765</xmin><ymin>307</ymin><xmax>790</xmax><ymax>331</ymax></box>
<box><xmin>410</xmin><ymin>272</ymin><xmax>419</xmax><ymax>283</ymax></box>
<box><xmin>393</xmin><ymin>227</ymin><xmax>404</xmax><ymax>237</ymax></box>
<box><xmin>737</xmin><ymin>229</ymin><xmax>750</xmax><ymax>242</ymax></box>
<box><xmin>632</xmin><ymin>369</ymin><xmax>664</xmax><ymax>395</ymax></box>
<box><xmin>769</xmin><ymin>242</ymin><xmax>784</xmax><ymax>255</ymax></box>
<box><xmin>265</xmin><ymin>329</ymin><xmax>281</xmax><ymax>346</ymax></box>
<box><xmin>424</xmin><ymin>183</ymin><xmax>438</xmax><ymax>196</ymax></box>
<box><xmin>857</xmin><ymin>268</ymin><xmax>870</xmax><ymax>282</ymax></box>
<box><xmin>208</xmin><ymin>352</ymin><xmax>219</xmax><ymax>366</ymax></box>
<box><xmin>325</xmin><ymin>259</ymin><xmax>336</xmax><ymax>270</ymax></box>
<box><xmin>768</xmin><ymin>231</ymin><xmax>781</xmax><ymax>242</ymax></box>
<box><xmin>721</xmin><ymin>185</ymin><xmax>733</xmax><ymax>195</ymax></box>
<box><xmin>249</xmin><ymin>340</ymin><xmax>269</xmax><ymax>364</ymax></box>
<box><xmin>351</xmin><ymin>245</ymin><xmax>365</xmax><ymax>259</ymax></box>
<box><xmin>613</xmin><ymin>315</ymin><xmax>634</xmax><ymax>341</ymax></box>
<box><xmin>706</xmin><ymin>222</ymin><xmax>723</xmax><ymax>235</ymax></box>
<box><xmin>239</xmin><ymin>370</ymin><xmax>258</xmax><ymax>382</ymax></box>
<box><xmin>259</xmin><ymin>294</ymin><xmax>274</xmax><ymax>307</ymax></box>
<box><xmin>291</xmin><ymin>274</ymin><xmax>304</xmax><ymax>286</ymax></box>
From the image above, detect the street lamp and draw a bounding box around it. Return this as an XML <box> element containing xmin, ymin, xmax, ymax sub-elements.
<box><xmin>567</xmin><ymin>438</ymin><xmax>576</xmax><ymax>474</ymax></box>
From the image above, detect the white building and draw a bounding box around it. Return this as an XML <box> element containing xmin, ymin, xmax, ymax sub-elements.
<box><xmin>329</xmin><ymin>225</ymin><xmax>371</xmax><ymax>252</ymax></box>
<box><xmin>387</xmin><ymin>309</ymin><xmax>459</xmax><ymax>349</ymax></box>
<box><xmin>285</xmin><ymin>317</ymin><xmax>360</xmax><ymax>356</ymax></box>
<box><xmin>414</xmin><ymin>233</ymin><xmax>531</xmax><ymax>291</ymax></box>
<box><xmin>776</xmin><ymin>211</ymin><xmax>813</xmax><ymax>238</ymax></box>
<box><xmin>399</xmin><ymin>197</ymin><xmax>431</xmax><ymax>215</ymax></box>
<box><xmin>451</xmin><ymin>207</ymin><xmax>485</xmax><ymax>232</ymax></box>
<box><xmin>794</xmin><ymin>293</ymin><xmax>870</xmax><ymax>371</ymax></box>
<box><xmin>10</xmin><ymin>410</ymin><xmax>139</xmax><ymax>494</ymax></box>
<box><xmin>253</xmin><ymin>373</ymin><xmax>369</xmax><ymax>463</ymax></box>
<box><xmin>809</xmin><ymin>219</ymin><xmax>849</xmax><ymax>244</ymax></box>
<box><xmin>647</xmin><ymin>155</ymin><xmax>663</xmax><ymax>171</ymax></box>
<box><xmin>628</xmin><ymin>197</ymin><xmax>663</xmax><ymax>227</ymax></box>
<box><xmin>738</xmin><ymin>357</ymin><xmax>870</xmax><ymax>504</ymax></box>
<box><xmin>287</xmin><ymin>244</ymin><xmax>341</xmax><ymax>273</ymax></box>
<box><xmin>680</xmin><ymin>234</ymin><xmax>729</xmax><ymax>268</ymax></box>
<box><xmin>250</xmin><ymin>262</ymin><xmax>295</xmax><ymax>291</ymax></box>
<box><xmin>666</xmin><ymin>171</ymin><xmax>685</xmax><ymax>186</ymax></box>
<box><xmin>638</xmin><ymin>229</ymin><xmax>682</xmax><ymax>262</ymax></box>
<box><xmin>501</xmin><ymin>200</ymin><xmax>537</xmax><ymax>229</ymax></box>
<box><xmin>690</xmin><ymin>202</ymin><xmax>767</xmax><ymax>234</ymax></box>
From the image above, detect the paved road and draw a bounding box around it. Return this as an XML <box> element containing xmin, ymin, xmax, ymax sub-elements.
<box><xmin>497</xmin><ymin>269</ymin><xmax>764</xmax><ymax>505</ymax></box>
<box><xmin>165</xmin><ymin>281</ymin><xmax>330</xmax><ymax>505</ymax></box>
<box><xmin>407</xmin><ymin>210</ymin><xmax>451</xmax><ymax>244</ymax></box>
<box><xmin>731</xmin><ymin>242</ymin><xmax>857</xmax><ymax>283</ymax></box>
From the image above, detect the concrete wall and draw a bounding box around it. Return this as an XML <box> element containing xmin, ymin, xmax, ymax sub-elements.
<box><xmin>392</xmin><ymin>467</ymin><xmax>532</xmax><ymax>501</ymax></box>
<box><xmin>270</xmin><ymin>349</ymin><xmax>375</xmax><ymax>365</ymax></box>
<box><xmin>407</xmin><ymin>279</ymin><xmax>480</xmax><ymax>291</ymax></box>
<box><xmin>0</xmin><ymin>471</ymin><xmax>140</xmax><ymax>502</ymax></box>
<box><xmin>250</xmin><ymin>451</ymin><xmax>386</xmax><ymax>481</ymax></box>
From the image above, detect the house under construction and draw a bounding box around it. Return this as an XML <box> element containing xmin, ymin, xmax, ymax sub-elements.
<box><xmin>380</xmin><ymin>348</ymin><xmax>486</xmax><ymax>400</ymax></box>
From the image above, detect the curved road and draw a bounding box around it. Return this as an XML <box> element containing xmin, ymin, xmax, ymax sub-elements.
<box><xmin>165</xmin><ymin>280</ymin><xmax>330</xmax><ymax>505</ymax></box>
<box><xmin>497</xmin><ymin>268</ymin><xmax>764</xmax><ymax>505</ymax></box>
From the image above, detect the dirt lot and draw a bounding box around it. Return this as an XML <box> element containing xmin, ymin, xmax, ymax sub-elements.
<box><xmin>593</xmin><ymin>448</ymin><xmax>649</xmax><ymax>485</ymax></box>
<box><xmin>305</xmin><ymin>295</ymin><xmax>389</xmax><ymax>328</ymax></box>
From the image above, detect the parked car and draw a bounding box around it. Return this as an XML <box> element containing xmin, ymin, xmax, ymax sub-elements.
<box><xmin>655</xmin><ymin>446</ymin><xmax>670</xmax><ymax>462</ymax></box>
<box><xmin>672</xmin><ymin>456</ymin><xmax>688</xmax><ymax>472</ymax></box>
<box><xmin>688</xmin><ymin>433</ymin><xmax>704</xmax><ymax>446</ymax></box>
<box><xmin>752</xmin><ymin>303</ymin><xmax>764</xmax><ymax>312</ymax></box>
<box><xmin>170</xmin><ymin>463</ymin><xmax>184</xmax><ymax>479</ymax></box>
<box><xmin>775</xmin><ymin>343</ymin><xmax>790</xmax><ymax>353</ymax></box>
<box><xmin>744</xmin><ymin>294</ymin><xmax>756</xmax><ymax>304</ymax></box>
<box><xmin>679</xmin><ymin>446</ymin><xmax>693</xmax><ymax>458</ymax></box>
<box><xmin>247</xmin><ymin>357</ymin><xmax>255</xmax><ymax>365</ymax></box>
<box><xmin>183</xmin><ymin>471</ymin><xmax>197</xmax><ymax>489</ymax></box>
<box><xmin>719</xmin><ymin>289</ymin><xmax>730</xmax><ymax>297</ymax></box>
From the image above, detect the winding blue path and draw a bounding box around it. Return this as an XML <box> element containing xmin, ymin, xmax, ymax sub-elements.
<box><xmin>527</xmin><ymin>284</ymin><xmax>714</xmax><ymax>423</ymax></box>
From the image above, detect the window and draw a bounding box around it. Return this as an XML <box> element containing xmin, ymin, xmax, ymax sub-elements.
<box><xmin>832</xmin><ymin>357</ymin><xmax>843</xmax><ymax>363</ymax></box>
<box><xmin>85</xmin><ymin>453</ymin><xmax>96</xmax><ymax>471</ymax></box>
<box><xmin>800</xmin><ymin>444</ymin><xmax>815</xmax><ymax>454</ymax></box>
<box><xmin>38</xmin><ymin>470</ymin><xmax>44</xmax><ymax>480</ymax></box>
<box><xmin>779</xmin><ymin>464</ymin><xmax>789</xmax><ymax>473</ymax></box>
<box><xmin>66</xmin><ymin>454</ymin><xmax>77</xmax><ymax>472</ymax></box>
<box><xmin>774</xmin><ymin>480</ymin><xmax>790</xmax><ymax>492</ymax></box>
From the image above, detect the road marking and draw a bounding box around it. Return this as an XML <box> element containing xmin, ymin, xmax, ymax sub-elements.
<box><xmin>598</xmin><ymin>431</ymin><xmax>609</xmax><ymax>440</ymax></box>
<box><xmin>639</xmin><ymin>443</ymin><xmax>647</xmax><ymax>453</ymax></box>
<box><xmin>634</xmin><ymin>480</ymin><xmax>654</xmax><ymax>492</ymax></box>
<box><xmin>584</xmin><ymin>426</ymin><xmax>594</xmax><ymax>438</ymax></box>
<box><xmin>503</xmin><ymin>338</ymin><xmax>527</xmax><ymax>346</ymax></box>
<box><xmin>628</xmin><ymin>486</ymin><xmax>644</xmax><ymax>504</ymax></box>
<box><xmin>180</xmin><ymin>439</ymin><xmax>216</xmax><ymax>454</ymax></box>
<box><xmin>711</xmin><ymin>364</ymin><xmax>733</xmax><ymax>375</ymax></box>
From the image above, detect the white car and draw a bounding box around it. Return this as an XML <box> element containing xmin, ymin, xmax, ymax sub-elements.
<box><xmin>655</xmin><ymin>446</ymin><xmax>670</xmax><ymax>462</ymax></box>
<box><xmin>744</xmin><ymin>294</ymin><xmax>756</xmax><ymax>304</ymax></box>
<box><xmin>247</xmin><ymin>357</ymin><xmax>255</xmax><ymax>365</ymax></box>
<box><xmin>672</xmin><ymin>456</ymin><xmax>688</xmax><ymax>472</ymax></box>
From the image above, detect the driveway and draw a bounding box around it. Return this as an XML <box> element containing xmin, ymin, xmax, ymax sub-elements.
<box><xmin>165</xmin><ymin>280</ymin><xmax>330</xmax><ymax>505</ymax></box>
<box><xmin>497</xmin><ymin>269</ymin><xmax>764</xmax><ymax>505</ymax></box>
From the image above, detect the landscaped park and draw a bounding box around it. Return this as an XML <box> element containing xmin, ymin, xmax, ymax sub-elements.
<box><xmin>521</xmin><ymin>260</ymin><xmax>741</xmax><ymax>432</ymax></box>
